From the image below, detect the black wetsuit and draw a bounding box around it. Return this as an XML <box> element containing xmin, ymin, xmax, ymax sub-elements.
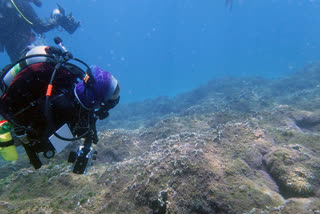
<box><xmin>0</xmin><ymin>0</ymin><xmax>56</xmax><ymax>62</ymax></box>
<box><xmin>0</xmin><ymin>49</ymin><xmax>119</xmax><ymax>169</ymax></box>
<box><xmin>0</xmin><ymin>59</ymin><xmax>118</xmax><ymax>143</ymax></box>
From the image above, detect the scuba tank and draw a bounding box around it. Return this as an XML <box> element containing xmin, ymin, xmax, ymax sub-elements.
<box><xmin>0</xmin><ymin>37</ymin><xmax>98</xmax><ymax>173</ymax></box>
<box><xmin>0</xmin><ymin>120</ymin><xmax>18</xmax><ymax>161</ymax></box>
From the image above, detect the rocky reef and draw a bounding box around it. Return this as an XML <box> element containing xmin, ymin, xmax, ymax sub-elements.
<box><xmin>1</xmin><ymin>63</ymin><xmax>320</xmax><ymax>213</ymax></box>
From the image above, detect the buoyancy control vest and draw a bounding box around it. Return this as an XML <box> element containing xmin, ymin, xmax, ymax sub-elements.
<box><xmin>0</xmin><ymin>46</ymin><xmax>86</xmax><ymax>138</ymax></box>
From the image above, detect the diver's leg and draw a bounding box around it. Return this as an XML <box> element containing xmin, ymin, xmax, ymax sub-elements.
<box><xmin>5</xmin><ymin>35</ymin><xmax>31</xmax><ymax>62</ymax></box>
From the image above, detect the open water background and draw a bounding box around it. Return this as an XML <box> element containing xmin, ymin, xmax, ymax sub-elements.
<box><xmin>1</xmin><ymin>0</ymin><xmax>320</xmax><ymax>103</ymax></box>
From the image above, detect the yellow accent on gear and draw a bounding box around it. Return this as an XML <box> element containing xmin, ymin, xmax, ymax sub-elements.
<box><xmin>0</xmin><ymin>146</ymin><xmax>18</xmax><ymax>161</ymax></box>
<box><xmin>0</xmin><ymin>132</ymin><xmax>18</xmax><ymax>161</ymax></box>
<box><xmin>10</xmin><ymin>0</ymin><xmax>33</xmax><ymax>25</ymax></box>
<box><xmin>0</xmin><ymin>132</ymin><xmax>12</xmax><ymax>142</ymax></box>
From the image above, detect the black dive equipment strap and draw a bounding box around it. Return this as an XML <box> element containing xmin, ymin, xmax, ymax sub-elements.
<box><xmin>0</xmin><ymin>139</ymin><xmax>14</xmax><ymax>147</ymax></box>
<box><xmin>0</xmin><ymin>37</ymin><xmax>99</xmax><ymax>172</ymax></box>
<box><xmin>0</xmin><ymin>37</ymin><xmax>93</xmax><ymax>142</ymax></box>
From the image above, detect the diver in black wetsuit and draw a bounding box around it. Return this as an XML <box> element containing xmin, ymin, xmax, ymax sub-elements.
<box><xmin>0</xmin><ymin>39</ymin><xmax>120</xmax><ymax>174</ymax></box>
<box><xmin>0</xmin><ymin>0</ymin><xmax>80</xmax><ymax>62</ymax></box>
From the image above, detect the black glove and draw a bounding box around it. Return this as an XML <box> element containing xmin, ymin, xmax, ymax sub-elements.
<box><xmin>95</xmin><ymin>108</ymin><xmax>109</xmax><ymax>120</ymax></box>
<box><xmin>86</xmin><ymin>117</ymin><xmax>98</xmax><ymax>144</ymax></box>
<box><xmin>88</xmin><ymin>128</ymin><xmax>98</xmax><ymax>145</ymax></box>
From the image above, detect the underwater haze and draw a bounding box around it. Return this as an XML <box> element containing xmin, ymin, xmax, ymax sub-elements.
<box><xmin>1</xmin><ymin>0</ymin><xmax>320</xmax><ymax>103</ymax></box>
<box><xmin>5</xmin><ymin>1</ymin><xmax>320</xmax><ymax>213</ymax></box>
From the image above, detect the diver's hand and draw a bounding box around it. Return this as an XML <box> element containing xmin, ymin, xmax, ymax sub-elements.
<box><xmin>95</xmin><ymin>109</ymin><xmax>109</xmax><ymax>120</ymax></box>
<box><xmin>85</xmin><ymin>128</ymin><xmax>98</xmax><ymax>144</ymax></box>
<box><xmin>51</xmin><ymin>8</ymin><xmax>79</xmax><ymax>34</ymax></box>
<box><xmin>51</xmin><ymin>8</ymin><xmax>63</xmax><ymax>25</ymax></box>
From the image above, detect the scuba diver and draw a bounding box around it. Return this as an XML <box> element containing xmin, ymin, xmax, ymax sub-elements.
<box><xmin>0</xmin><ymin>37</ymin><xmax>120</xmax><ymax>174</ymax></box>
<box><xmin>0</xmin><ymin>0</ymin><xmax>80</xmax><ymax>62</ymax></box>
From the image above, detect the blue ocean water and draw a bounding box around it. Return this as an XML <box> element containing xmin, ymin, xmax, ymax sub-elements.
<box><xmin>1</xmin><ymin>0</ymin><xmax>320</xmax><ymax>103</ymax></box>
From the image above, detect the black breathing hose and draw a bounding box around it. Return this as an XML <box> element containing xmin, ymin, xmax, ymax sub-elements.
<box><xmin>1</xmin><ymin>39</ymin><xmax>93</xmax><ymax>142</ymax></box>
<box><xmin>44</xmin><ymin>57</ymin><xmax>91</xmax><ymax>142</ymax></box>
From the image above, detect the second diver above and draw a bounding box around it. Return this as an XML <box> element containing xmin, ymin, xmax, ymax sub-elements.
<box><xmin>0</xmin><ymin>39</ymin><xmax>120</xmax><ymax>174</ymax></box>
<box><xmin>0</xmin><ymin>0</ymin><xmax>80</xmax><ymax>62</ymax></box>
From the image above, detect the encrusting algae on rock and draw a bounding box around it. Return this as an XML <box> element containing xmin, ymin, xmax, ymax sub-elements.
<box><xmin>2</xmin><ymin>63</ymin><xmax>320</xmax><ymax>213</ymax></box>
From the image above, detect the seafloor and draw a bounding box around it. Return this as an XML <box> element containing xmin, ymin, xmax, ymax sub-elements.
<box><xmin>1</xmin><ymin>62</ymin><xmax>320</xmax><ymax>213</ymax></box>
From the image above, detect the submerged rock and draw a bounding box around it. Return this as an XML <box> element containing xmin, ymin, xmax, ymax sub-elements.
<box><xmin>2</xmin><ymin>63</ymin><xmax>320</xmax><ymax>213</ymax></box>
<box><xmin>264</xmin><ymin>146</ymin><xmax>320</xmax><ymax>198</ymax></box>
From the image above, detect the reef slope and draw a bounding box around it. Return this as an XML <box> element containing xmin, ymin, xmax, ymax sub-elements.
<box><xmin>1</xmin><ymin>63</ymin><xmax>320</xmax><ymax>213</ymax></box>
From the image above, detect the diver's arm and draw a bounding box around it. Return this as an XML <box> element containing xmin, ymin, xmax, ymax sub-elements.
<box><xmin>79</xmin><ymin>113</ymin><xmax>98</xmax><ymax>145</ymax></box>
<box><xmin>32</xmin><ymin>18</ymin><xmax>57</xmax><ymax>34</ymax></box>
<box><xmin>87</xmin><ymin>116</ymin><xmax>98</xmax><ymax>144</ymax></box>
<box><xmin>70</xmin><ymin>110</ymin><xmax>98</xmax><ymax>144</ymax></box>
<box><xmin>15</xmin><ymin>0</ymin><xmax>57</xmax><ymax>33</ymax></box>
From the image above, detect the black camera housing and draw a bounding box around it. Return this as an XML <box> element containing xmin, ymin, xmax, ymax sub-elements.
<box><xmin>59</xmin><ymin>15</ymin><xmax>80</xmax><ymax>34</ymax></box>
<box><xmin>69</xmin><ymin>146</ymin><xmax>97</xmax><ymax>174</ymax></box>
